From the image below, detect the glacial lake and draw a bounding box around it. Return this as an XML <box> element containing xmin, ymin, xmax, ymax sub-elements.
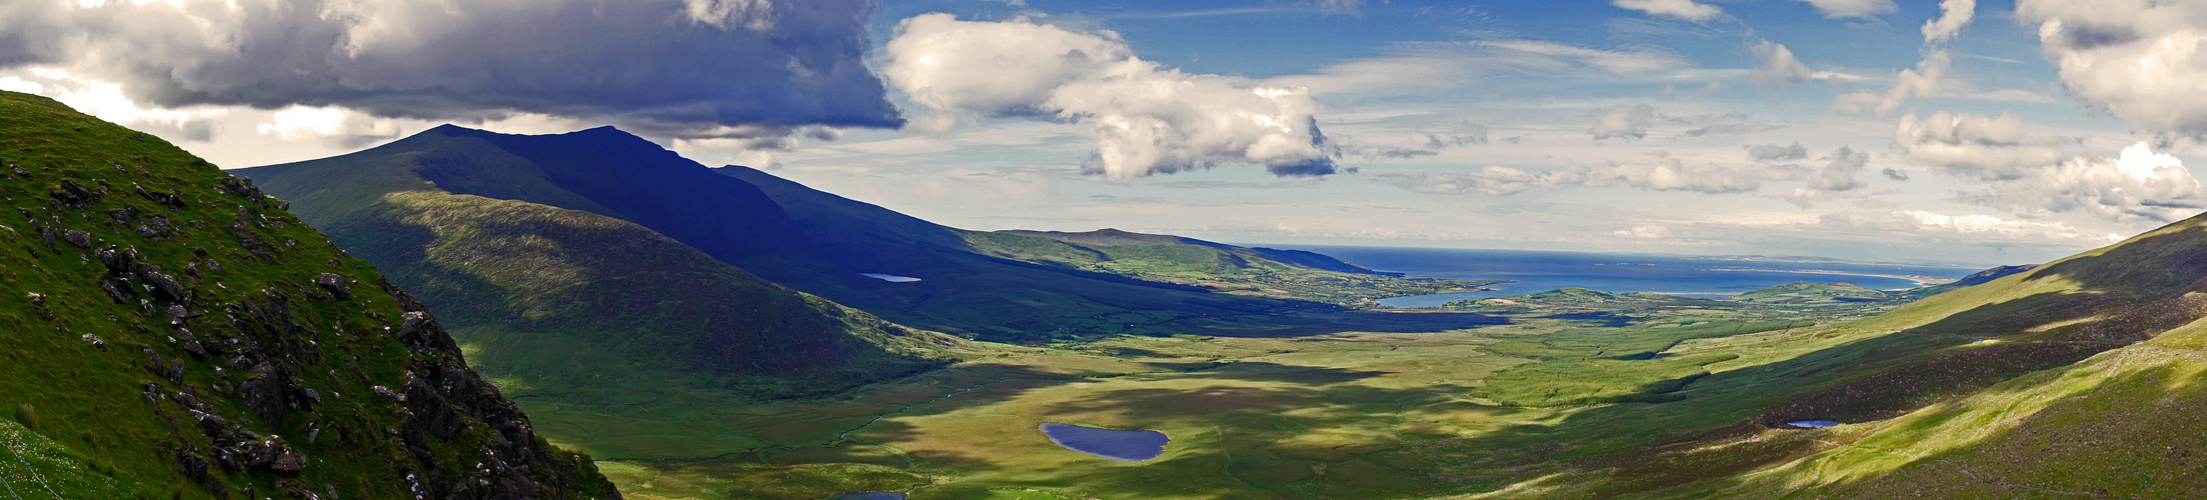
<box><xmin>1037</xmin><ymin>422</ymin><xmax>1169</xmax><ymax>462</ymax></box>
<box><xmin>1262</xmin><ymin>246</ymin><xmax>1988</xmax><ymax>308</ymax></box>
<box><xmin>1786</xmin><ymin>420</ymin><xmax>1842</xmax><ymax>428</ymax></box>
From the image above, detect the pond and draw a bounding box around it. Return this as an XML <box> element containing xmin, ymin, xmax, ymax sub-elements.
<box><xmin>1785</xmin><ymin>420</ymin><xmax>1841</xmax><ymax>428</ymax></box>
<box><xmin>831</xmin><ymin>493</ymin><xmax>903</xmax><ymax>500</ymax></box>
<box><xmin>1037</xmin><ymin>422</ymin><xmax>1168</xmax><ymax>462</ymax></box>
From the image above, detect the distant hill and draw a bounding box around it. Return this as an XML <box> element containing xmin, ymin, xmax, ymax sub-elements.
<box><xmin>1732</xmin><ymin>281</ymin><xmax>1893</xmax><ymax>304</ymax></box>
<box><xmin>235</xmin><ymin>126</ymin><xmax>975</xmax><ymax>403</ymax></box>
<box><xmin>0</xmin><ymin>91</ymin><xmax>617</xmax><ymax>498</ymax></box>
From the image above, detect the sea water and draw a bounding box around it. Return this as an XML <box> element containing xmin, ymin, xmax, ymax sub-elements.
<box><xmin>1261</xmin><ymin>246</ymin><xmax>1988</xmax><ymax>308</ymax></box>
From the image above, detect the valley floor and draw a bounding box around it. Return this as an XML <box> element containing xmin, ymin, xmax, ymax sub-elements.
<box><xmin>499</xmin><ymin>304</ymin><xmax>1893</xmax><ymax>499</ymax></box>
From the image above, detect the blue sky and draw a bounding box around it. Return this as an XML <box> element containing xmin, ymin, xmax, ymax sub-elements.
<box><xmin>5</xmin><ymin>0</ymin><xmax>2202</xmax><ymax>265</ymax></box>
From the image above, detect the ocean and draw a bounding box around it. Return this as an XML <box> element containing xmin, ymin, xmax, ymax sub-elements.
<box><xmin>1264</xmin><ymin>245</ymin><xmax>1991</xmax><ymax>308</ymax></box>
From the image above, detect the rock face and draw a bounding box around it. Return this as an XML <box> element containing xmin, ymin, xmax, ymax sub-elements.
<box><xmin>0</xmin><ymin>91</ymin><xmax>620</xmax><ymax>498</ymax></box>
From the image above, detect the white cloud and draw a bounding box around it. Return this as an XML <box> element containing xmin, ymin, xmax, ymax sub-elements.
<box><xmin>256</xmin><ymin>105</ymin><xmax>401</xmax><ymax>148</ymax></box>
<box><xmin>883</xmin><ymin>13</ymin><xmax>1336</xmax><ymax>178</ymax></box>
<box><xmin>1746</xmin><ymin>39</ymin><xmax>1814</xmax><ymax>87</ymax></box>
<box><xmin>1921</xmin><ymin>0</ymin><xmax>1976</xmax><ymax>44</ymax></box>
<box><xmin>2017</xmin><ymin>0</ymin><xmax>2207</xmax><ymax>137</ymax></box>
<box><xmin>1956</xmin><ymin>142</ymin><xmax>2207</xmax><ymax>223</ymax></box>
<box><xmin>1893</xmin><ymin>111</ymin><xmax>2069</xmax><ymax>181</ymax></box>
<box><xmin>1590</xmin><ymin>104</ymin><xmax>1658</xmax><ymax>141</ymax></box>
<box><xmin>1613</xmin><ymin>0</ymin><xmax>1723</xmax><ymax>22</ymax></box>
<box><xmin>9</xmin><ymin>69</ymin><xmax>226</xmax><ymax>141</ymax></box>
<box><xmin>1793</xmin><ymin>0</ymin><xmax>1896</xmax><ymax>20</ymax></box>
<box><xmin>1833</xmin><ymin>50</ymin><xmax>1950</xmax><ymax>115</ymax></box>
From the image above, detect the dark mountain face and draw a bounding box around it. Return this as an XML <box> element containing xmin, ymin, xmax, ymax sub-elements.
<box><xmin>0</xmin><ymin>91</ymin><xmax>619</xmax><ymax>499</ymax></box>
<box><xmin>235</xmin><ymin>126</ymin><xmax>967</xmax><ymax>402</ymax></box>
<box><xmin>423</xmin><ymin>126</ymin><xmax>821</xmax><ymax>267</ymax></box>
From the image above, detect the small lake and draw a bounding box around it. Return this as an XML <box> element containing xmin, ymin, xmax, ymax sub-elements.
<box><xmin>1038</xmin><ymin>422</ymin><xmax>1168</xmax><ymax>462</ymax></box>
<box><xmin>1786</xmin><ymin>420</ymin><xmax>1841</xmax><ymax>428</ymax></box>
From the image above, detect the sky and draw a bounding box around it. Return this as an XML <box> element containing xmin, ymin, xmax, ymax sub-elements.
<box><xmin>4</xmin><ymin>0</ymin><xmax>2205</xmax><ymax>266</ymax></box>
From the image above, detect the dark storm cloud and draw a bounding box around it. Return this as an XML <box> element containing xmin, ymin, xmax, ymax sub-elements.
<box><xmin>0</xmin><ymin>0</ymin><xmax>902</xmax><ymax>137</ymax></box>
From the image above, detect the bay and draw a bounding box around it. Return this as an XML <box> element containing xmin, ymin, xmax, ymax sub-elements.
<box><xmin>1263</xmin><ymin>246</ymin><xmax>1990</xmax><ymax>308</ymax></box>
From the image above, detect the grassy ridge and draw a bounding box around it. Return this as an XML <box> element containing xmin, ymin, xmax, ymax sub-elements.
<box><xmin>0</xmin><ymin>90</ymin><xmax>615</xmax><ymax>498</ymax></box>
<box><xmin>962</xmin><ymin>229</ymin><xmax>1500</xmax><ymax>306</ymax></box>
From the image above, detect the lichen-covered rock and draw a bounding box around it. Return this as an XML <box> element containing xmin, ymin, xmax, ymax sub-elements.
<box><xmin>313</xmin><ymin>272</ymin><xmax>350</xmax><ymax>300</ymax></box>
<box><xmin>61</xmin><ymin>228</ymin><xmax>90</xmax><ymax>248</ymax></box>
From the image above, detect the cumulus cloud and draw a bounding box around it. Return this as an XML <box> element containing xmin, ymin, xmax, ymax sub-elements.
<box><xmin>2017</xmin><ymin>0</ymin><xmax>2207</xmax><ymax>137</ymax></box>
<box><xmin>1746</xmin><ymin>142</ymin><xmax>1810</xmax><ymax>162</ymax></box>
<box><xmin>1746</xmin><ymin>39</ymin><xmax>1814</xmax><ymax>87</ymax></box>
<box><xmin>1921</xmin><ymin>0</ymin><xmax>1976</xmax><ymax>44</ymax></box>
<box><xmin>1896</xmin><ymin>111</ymin><xmax>2206</xmax><ymax>222</ymax></box>
<box><xmin>1590</xmin><ymin>104</ymin><xmax>1658</xmax><ymax>141</ymax></box>
<box><xmin>1893</xmin><ymin>111</ymin><xmax>2069</xmax><ymax>181</ymax></box>
<box><xmin>1882</xmin><ymin>168</ymin><xmax>1911</xmax><ymax>181</ymax></box>
<box><xmin>0</xmin><ymin>0</ymin><xmax>900</xmax><ymax>139</ymax></box>
<box><xmin>1793</xmin><ymin>0</ymin><xmax>1896</xmax><ymax>20</ymax></box>
<box><xmin>1957</xmin><ymin>142</ymin><xmax>2207</xmax><ymax>223</ymax></box>
<box><xmin>1613</xmin><ymin>0</ymin><xmax>1724</xmax><ymax>22</ymax></box>
<box><xmin>883</xmin><ymin>14</ymin><xmax>1335</xmax><ymax>178</ymax></box>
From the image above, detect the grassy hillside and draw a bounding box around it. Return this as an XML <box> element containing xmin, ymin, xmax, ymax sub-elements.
<box><xmin>0</xmin><ymin>90</ymin><xmax>618</xmax><ymax>498</ymax></box>
<box><xmin>715</xmin><ymin>163</ymin><xmax>1506</xmax><ymax>341</ymax></box>
<box><xmin>961</xmin><ymin>228</ymin><xmax>1499</xmax><ymax>306</ymax></box>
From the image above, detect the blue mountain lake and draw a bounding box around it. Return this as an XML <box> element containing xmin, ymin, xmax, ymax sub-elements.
<box><xmin>1786</xmin><ymin>420</ymin><xmax>1842</xmax><ymax>428</ymax></box>
<box><xmin>1260</xmin><ymin>246</ymin><xmax>1988</xmax><ymax>307</ymax></box>
<box><xmin>1038</xmin><ymin>422</ymin><xmax>1169</xmax><ymax>462</ymax></box>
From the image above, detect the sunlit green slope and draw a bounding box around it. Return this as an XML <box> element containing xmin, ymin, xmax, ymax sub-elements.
<box><xmin>0</xmin><ymin>90</ymin><xmax>618</xmax><ymax>498</ymax></box>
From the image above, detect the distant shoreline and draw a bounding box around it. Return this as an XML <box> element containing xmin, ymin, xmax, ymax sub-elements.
<box><xmin>1702</xmin><ymin>268</ymin><xmax>1956</xmax><ymax>287</ymax></box>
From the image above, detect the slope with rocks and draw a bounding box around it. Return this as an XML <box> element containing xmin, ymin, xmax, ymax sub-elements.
<box><xmin>0</xmin><ymin>90</ymin><xmax>618</xmax><ymax>498</ymax></box>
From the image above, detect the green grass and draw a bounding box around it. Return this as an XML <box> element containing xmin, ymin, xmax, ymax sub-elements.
<box><xmin>962</xmin><ymin>229</ymin><xmax>1501</xmax><ymax>307</ymax></box>
<box><xmin>0</xmin><ymin>90</ymin><xmax>616</xmax><ymax>498</ymax></box>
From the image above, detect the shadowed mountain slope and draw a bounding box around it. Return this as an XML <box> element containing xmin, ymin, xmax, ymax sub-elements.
<box><xmin>235</xmin><ymin>127</ymin><xmax>972</xmax><ymax>401</ymax></box>
<box><xmin>0</xmin><ymin>91</ymin><xmax>618</xmax><ymax>498</ymax></box>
